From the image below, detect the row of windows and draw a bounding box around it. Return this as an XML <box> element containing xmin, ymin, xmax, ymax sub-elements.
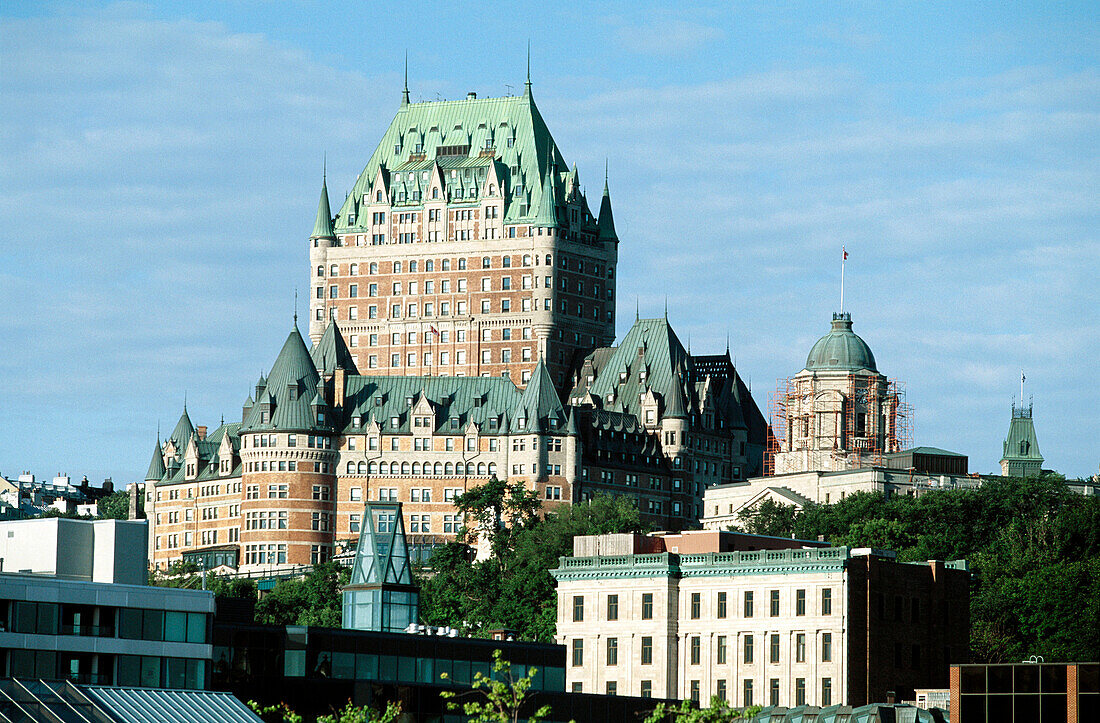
<box><xmin>2</xmin><ymin>601</ymin><xmax>208</xmax><ymax>645</ymax></box>
<box><xmin>349</xmin><ymin>461</ymin><xmax>500</xmax><ymax>478</ymax></box>
<box><xmin>317</xmin><ymin>254</ymin><xmax>603</xmax><ymax>277</ymax></box>
<box><xmin>571</xmin><ymin>588</ymin><xmax>834</xmax><ymax>622</ymax></box>
<box><xmin>242</xmin><ymin>434</ymin><xmax>332</xmax><ymax>450</ymax></box>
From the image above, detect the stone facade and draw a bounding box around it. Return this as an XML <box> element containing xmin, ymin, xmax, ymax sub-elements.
<box><xmin>551</xmin><ymin>532</ymin><xmax>969</xmax><ymax>707</ymax></box>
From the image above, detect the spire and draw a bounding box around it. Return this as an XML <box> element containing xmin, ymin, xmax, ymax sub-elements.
<box><xmin>531</xmin><ymin>140</ymin><xmax>560</xmax><ymax>228</ymax></box>
<box><xmin>597</xmin><ymin>161</ymin><xmax>617</xmax><ymax>242</ymax></box>
<box><xmin>665</xmin><ymin>371</ymin><xmax>688</xmax><ymax>419</ymax></box>
<box><xmin>311</xmin><ymin>173</ymin><xmax>336</xmax><ymax>239</ymax></box>
<box><xmin>401</xmin><ymin>52</ymin><xmax>410</xmax><ymax>106</ymax></box>
<box><xmin>524</xmin><ymin>40</ymin><xmax>532</xmax><ymax>97</ymax></box>
<box><xmin>145</xmin><ymin>438</ymin><xmax>166</xmax><ymax>482</ymax></box>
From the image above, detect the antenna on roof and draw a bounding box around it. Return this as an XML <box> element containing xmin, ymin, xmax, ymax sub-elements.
<box><xmin>664</xmin><ymin>296</ymin><xmax>668</xmax><ymax>320</ymax></box>
<box><xmin>183</xmin><ymin>391</ymin><xmax>187</xmax><ymax>411</ymax></box>
<box><xmin>635</xmin><ymin>297</ymin><xmax>639</xmax><ymax>321</ymax></box>
<box><xmin>294</xmin><ymin>288</ymin><xmax>298</xmax><ymax>327</ymax></box>
<box><xmin>525</xmin><ymin>40</ymin><xmax>532</xmax><ymax>95</ymax></box>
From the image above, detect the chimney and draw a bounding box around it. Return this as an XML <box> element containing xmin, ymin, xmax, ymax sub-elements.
<box><xmin>334</xmin><ymin>368</ymin><xmax>347</xmax><ymax>409</ymax></box>
<box><xmin>196</xmin><ymin>426</ymin><xmax>207</xmax><ymax>440</ymax></box>
<box><xmin>467</xmin><ymin>92</ymin><xmax>477</xmax><ymax>100</ymax></box>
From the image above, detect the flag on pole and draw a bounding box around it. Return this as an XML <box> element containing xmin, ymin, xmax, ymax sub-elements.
<box><xmin>429</xmin><ymin>325</ymin><xmax>439</xmax><ymax>337</ymax></box>
<box><xmin>843</xmin><ymin>247</ymin><xmax>848</xmax><ymax>260</ymax></box>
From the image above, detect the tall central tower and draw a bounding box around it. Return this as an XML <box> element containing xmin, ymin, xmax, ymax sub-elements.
<box><xmin>309</xmin><ymin>80</ymin><xmax>619</xmax><ymax>394</ymax></box>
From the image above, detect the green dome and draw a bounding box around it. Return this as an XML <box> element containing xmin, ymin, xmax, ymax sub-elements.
<box><xmin>805</xmin><ymin>313</ymin><xmax>877</xmax><ymax>372</ymax></box>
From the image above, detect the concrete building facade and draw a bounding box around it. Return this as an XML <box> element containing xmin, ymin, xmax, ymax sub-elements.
<box><xmin>551</xmin><ymin>532</ymin><xmax>969</xmax><ymax>708</ymax></box>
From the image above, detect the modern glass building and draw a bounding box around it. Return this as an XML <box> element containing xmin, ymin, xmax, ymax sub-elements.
<box><xmin>341</xmin><ymin>502</ymin><xmax>419</xmax><ymax>633</ymax></box>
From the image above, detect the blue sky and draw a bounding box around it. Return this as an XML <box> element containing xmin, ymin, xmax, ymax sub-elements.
<box><xmin>1</xmin><ymin>1</ymin><xmax>1097</xmax><ymax>483</ymax></box>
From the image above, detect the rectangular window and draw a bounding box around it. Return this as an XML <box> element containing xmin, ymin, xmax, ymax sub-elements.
<box><xmin>641</xmin><ymin>593</ymin><xmax>653</xmax><ymax>620</ymax></box>
<box><xmin>690</xmin><ymin>636</ymin><xmax>701</xmax><ymax>665</ymax></box>
<box><xmin>744</xmin><ymin>635</ymin><xmax>754</xmax><ymax>663</ymax></box>
<box><xmin>717</xmin><ymin>591</ymin><xmax>727</xmax><ymax>619</ymax></box>
<box><xmin>822</xmin><ymin>678</ymin><xmax>832</xmax><ymax>706</ymax></box>
<box><xmin>716</xmin><ymin>679</ymin><xmax>727</xmax><ymax>702</ymax></box>
<box><xmin>572</xmin><ymin>595</ymin><xmax>584</xmax><ymax>622</ymax></box>
<box><xmin>690</xmin><ymin>592</ymin><xmax>701</xmax><ymax>619</ymax></box>
<box><xmin>822</xmin><ymin>632</ymin><xmax>832</xmax><ymax>662</ymax></box>
<box><xmin>606</xmin><ymin>637</ymin><xmax>618</xmax><ymax>666</ymax></box>
<box><xmin>717</xmin><ymin>635</ymin><xmax>727</xmax><ymax>665</ymax></box>
<box><xmin>770</xmin><ymin>679</ymin><xmax>780</xmax><ymax>707</ymax></box>
<box><xmin>641</xmin><ymin>637</ymin><xmax>653</xmax><ymax>665</ymax></box>
<box><xmin>796</xmin><ymin>678</ymin><xmax>806</xmax><ymax>706</ymax></box>
<box><xmin>640</xmin><ymin>680</ymin><xmax>652</xmax><ymax>698</ymax></box>
<box><xmin>822</xmin><ymin>588</ymin><xmax>832</xmax><ymax>615</ymax></box>
<box><xmin>607</xmin><ymin>594</ymin><xmax>618</xmax><ymax>621</ymax></box>
<box><xmin>743</xmin><ymin>680</ymin><xmax>754</xmax><ymax>707</ymax></box>
<box><xmin>571</xmin><ymin>639</ymin><xmax>583</xmax><ymax>667</ymax></box>
<box><xmin>770</xmin><ymin>589</ymin><xmax>780</xmax><ymax>617</ymax></box>
<box><xmin>744</xmin><ymin>591</ymin><xmax>754</xmax><ymax>617</ymax></box>
<box><xmin>770</xmin><ymin>634</ymin><xmax>780</xmax><ymax>663</ymax></box>
<box><xmin>796</xmin><ymin>589</ymin><xmax>806</xmax><ymax>616</ymax></box>
<box><xmin>690</xmin><ymin>680</ymin><xmax>700</xmax><ymax>704</ymax></box>
<box><xmin>796</xmin><ymin>633</ymin><xmax>806</xmax><ymax>663</ymax></box>
<box><xmin>606</xmin><ymin>681</ymin><xmax>617</xmax><ymax>696</ymax></box>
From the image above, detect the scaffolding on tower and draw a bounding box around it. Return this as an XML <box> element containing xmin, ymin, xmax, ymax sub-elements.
<box><xmin>764</xmin><ymin>377</ymin><xmax>791</xmax><ymax>477</ymax></box>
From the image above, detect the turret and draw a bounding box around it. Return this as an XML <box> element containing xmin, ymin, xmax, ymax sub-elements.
<box><xmin>310</xmin><ymin>173</ymin><xmax>337</xmax><ymax>344</ymax></box>
<box><xmin>597</xmin><ymin>166</ymin><xmax>618</xmax><ymax>243</ymax></box>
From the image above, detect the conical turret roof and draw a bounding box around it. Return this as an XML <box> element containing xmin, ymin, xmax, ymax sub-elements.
<box><xmin>145</xmin><ymin>439</ymin><xmax>166</xmax><ymax>481</ymax></box>
<box><xmin>311</xmin><ymin>320</ymin><xmax>359</xmax><ymax>375</ymax></box>
<box><xmin>169</xmin><ymin>408</ymin><xmax>194</xmax><ymax>452</ymax></box>
<box><xmin>311</xmin><ymin>176</ymin><xmax>336</xmax><ymax>239</ymax></box>
<box><xmin>511</xmin><ymin>358</ymin><xmax>566</xmax><ymax>432</ymax></box>
<box><xmin>242</xmin><ymin>326</ymin><xmax>326</xmax><ymax>431</ymax></box>
<box><xmin>597</xmin><ymin>174</ymin><xmax>617</xmax><ymax>241</ymax></box>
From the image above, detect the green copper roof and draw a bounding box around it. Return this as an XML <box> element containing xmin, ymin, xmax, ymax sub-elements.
<box><xmin>511</xmin><ymin>358</ymin><xmax>566</xmax><ymax>432</ymax></box>
<box><xmin>1001</xmin><ymin>403</ymin><xmax>1043</xmax><ymax>464</ymax></box>
<box><xmin>342</xmin><ymin>374</ymin><xmax>523</xmax><ymax>435</ymax></box>
<box><xmin>585</xmin><ymin>317</ymin><xmax>691</xmax><ymax>416</ymax></box>
<box><xmin>597</xmin><ymin>176</ymin><xmax>617</xmax><ymax>241</ymax></box>
<box><xmin>242</xmin><ymin>327</ymin><xmax>327</xmax><ymax>432</ymax></box>
<box><xmin>334</xmin><ymin>92</ymin><xmax>581</xmax><ymax>227</ymax></box>
<box><xmin>311</xmin><ymin>176</ymin><xmax>336</xmax><ymax>239</ymax></box>
<box><xmin>805</xmin><ymin>313</ymin><xmax>878</xmax><ymax>373</ymax></box>
<box><xmin>311</xmin><ymin>320</ymin><xmax>359</xmax><ymax>376</ymax></box>
<box><xmin>168</xmin><ymin>408</ymin><xmax>194</xmax><ymax>451</ymax></box>
<box><xmin>145</xmin><ymin>440</ymin><xmax>166</xmax><ymax>481</ymax></box>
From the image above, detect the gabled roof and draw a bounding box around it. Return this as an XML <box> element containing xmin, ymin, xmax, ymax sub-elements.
<box><xmin>511</xmin><ymin>358</ymin><xmax>566</xmax><ymax>432</ymax></box>
<box><xmin>310</xmin><ymin>320</ymin><xmax>359</xmax><ymax>376</ymax></box>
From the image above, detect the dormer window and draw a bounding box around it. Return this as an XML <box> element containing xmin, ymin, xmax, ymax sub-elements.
<box><xmin>352</xmin><ymin>416</ymin><xmax>361</xmax><ymax>427</ymax></box>
<box><xmin>391</xmin><ymin>416</ymin><xmax>400</xmax><ymax>428</ymax></box>
<box><xmin>518</xmin><ymin>417</ymin><xmax>527</xmax><ymax>430</ymax></box>
<box><xmin>374</xmin><ymin>396</ymin><xmax>382</xmax><ymax>406</ymax></box>
<box><xmin>405</xmin><ymin>396</ymin><xmax>414</xmax><ymax>407</ymax></box>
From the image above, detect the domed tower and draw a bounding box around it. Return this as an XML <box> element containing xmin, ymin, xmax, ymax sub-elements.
<box><xmin>769</xmin><ymin>312</ymin><xmax>909</xmax><ymax>475</ymax></box>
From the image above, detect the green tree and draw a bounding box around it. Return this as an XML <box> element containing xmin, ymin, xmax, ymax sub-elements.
<box><xmin>440</xmin><ymin>649</ymin><xmax>553</xmax><ymax>723</ymax></box>
<box><xmin>248</xmin><ymin>700</ymin><xmax>401</xmax><ymax>723</ymax></box>
<box><xmin>255</xmin><ymin>562</ymin><xmax>350</xmax><ymax>626</ymax></box>
<box><xmin>645</xmin><ymin>697</ymin><xmax>761</xmax><ymax>722</ymax></box>
<box><xmin>452</xmin><ymin>476</ymin><xmax>541</xmax><ymax>564</ymax></box>
<box><xmin>96</xmin><ymin>490</ymin><xmax>130</xmax><ymax>519</ymax></box>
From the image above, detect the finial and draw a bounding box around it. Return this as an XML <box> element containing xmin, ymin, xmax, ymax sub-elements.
<box><xmin>323</xmin><ymin>153</ymin><xmax>326</xmax><ymax>183</ymax></box>
<box><xmin>402</xmin><ymin>52</ymin><xmax>410</xmax><ymax>105</ymax></box>
<box><xmin>526</xmin><ymin>40</ymin><xmax>531</xmax><ymax>91</ymax></box>
<box><xmin>664</xmin><ymin>296</ymin><xmax>668</xmax><ymax>320</ymax></box>
<box><xmin>726</xmin><ymin>334</ymin><xmax>730</xmax><ymax>355</ymax></box>
<box><xmin>294</xmin><ymin>288</ymin><xmax>298</xmax><ymax>326</ymax></box>
<box><xmin>635</xmin><ymin>297</ymin><xmax>639</xmax><ymax>321</ymax></box>
<box><xmin>605</xmin><ymin>158</ymin><xmax>609</xmax><ymax>184</ymax></box>
<box><xmin>183</xmin><ymin>391</ymin><xmax>187</xmax><ymax>411</ymax></box>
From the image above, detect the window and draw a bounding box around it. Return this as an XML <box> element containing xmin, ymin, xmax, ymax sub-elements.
<box><xmin>640</xmin><ymin>680</ymin><xmax>652</xmax><ymax>698</ymax></box>
<box><xmin>822</xmin><ymin>633</ymin><xmax>832</xmax><ymax>661</ymax></box>
<box><xmin>796</xmin><ymin>633</ymin><xmax>806</xmax><ymax>662</ymax></box>
<box><xmin>690</xmin><ymin>636</ymin><xmax>701</xmax><ymax>665</ymax></box>
<box><xmin>642</xmin><ymin>593</ymin><xmax>653</xmax><ymax>620</ymax></box>
<box><xmin>690</xmin><ymin>680</ymin><xmax>700</xmax><ymax>704</ymax></box>
<box><xmin>796</xmin><ymin>589</ymin><xmax>806</xmax><ymax>616</ymax></box>
<box><xmin>769</xmin><ymin>679</ymin><xmax>780</xmax><ymax>707</ymax></box>
<box><xmin>572</xmin><ymin>595</ymin><xmax>584</xmax><ymax>622</ymax></box>
<box><xmin>716</xmin><ymin>679</ymin><xmax>727</xmax><ymax>701</ymax></box>
<box><xmin>743</xmin><ymin>680</ymin><xmax>754</xmax><ymax>707</ymax></box>
<box><xmin>690</xmin><ymin>592</ymin><xmax>701</xmax><ymax>619</ymax></box>
<box><xmin>744</xmin><ymin>635</ymin><xmax>754</xmax><ymax>663</ymax></box>
<box><xmin>770</xmin><ymin>590</ymin><xmax>780</xmax><ymax>617</ymax></box>
<box><xmin>641</xmin><ymin>637</ymin><xmax>653</xmax><ymax>665</ymax></box>
<box><xmin>717</xmin><ymin>635</ymin><xmax>728</xmax><ymax>665</ymax></box>
<box><xmin>769</xmin><ymin>634</ymin><xmax>780</xmax><ymax>663</ymax></box>
<box><xmin>717</xmin><ymin>591</ymin><xmax>728</xmax><ymax>619</ymax></box>
<box><xmin>606</xmin><ymin>637</ymin><xmax>618</xmax><ymax>665</ymax></box>
<box><xmin>822</xmin><ymin>588</ymin><xmax>832</xmax><ymax>615</ymax></box>
<box><xmin>606</xmin><ymin>681</ymin><xmax>617</xmax><ymax>696</ymax></box>
<box><xmin>822</xmin><ymin>678</ymin><xmax>832</xmax><ymax>706</ymax></box>
<box><xmin>571</xmin><ymin>639</ymin><xmax>583</xmax><ymax>667</ymax></box>
<box><xmin>607</xmin><ymin>594</ymin><xmax>618</xmax><ymax>621</ymax></box>
<box><xmin>744</xmin><ymin>591</ymin><xmax>754</xmax><ymax>617</ymax></box>
<box><xmin>796</xmin><ymin>678</ymin><xmax>806</xmax><ymax>706</ymax></box>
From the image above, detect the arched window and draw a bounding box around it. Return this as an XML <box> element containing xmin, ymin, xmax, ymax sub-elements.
<box><xmin>350</xmin><ymin>263</ymin><xmax>359</xmax><ymax>275</ymax></box>
<box><xmin>489</xmin><ymin>184</ymin><xmax>496</xmax><ymax>195</ymax></box>
<box><xmin>394</xmin><ymin>261</ymin><xmax>402</xmax><ymax>273</ymax></box>
<box><xmin>317</xmin><ymin>265</ymin><xmax>324</xmax><ymax>277</ymax></box>
<box><xmin>346</xmin><ymin>462</ymin><xmax>355</xmax><ymax>474</ymax></box>
<box><xmin>410</xmin><ymin>261</ymin><xmax>418</xmax><ymax>272</ymax></box>
<box><xmin>545</xmin><ymin>254</ymin><xmax>552</xmax><ymax>266</ymax></box>
<box><xmin>488</xmin><ymin>463</ymin><xmax>497</xmax><ymax>476</ymax></box>
<box><xmin>330</xmin><ymin>264</ymin><xmax>338</xmax><ymax>276</ymax></box>
<box><xmin>357</xmin><ymin>461</ymin><xmax>366</xmax><ymax>474</ymax></box>
<box><xmin>376</xmin><ymin>191</ymin><xmax>383</xmax><ymax>202</ymax></box>
<box><xmin>411</xmin><ymin>462</ymin><xmax>420</xmax><ymax>475</ymax></box>
<box><xmin>445</xmin><ymin>462</ymin><xmax>454</xmax><ymax>476</ymax></box>
<box><xmin>1020</xmin><ymin>440</ymin><xmax>1030</xmax><ymax>455</ymax></box>
<box><xmin>477</xmin><ymin>462</ymin><xmax>487</xmax><ymax>476</ymax></box>
<box><xmin>434</xmin><ymin>462</ymin><xmax>443</xmax><ymax>475</ymax></box>
<box><xmin>369</xmin><ymin>262</ymin><xmax>378</xmax><ymax>274</ymax></box>
<box><xmin>523</xmin><ymin>255</ymin><xmax>531</xmax><ymax>266</ymax></box>
<box><xmin>482</xmin><ymin>256</ymin><xmax>491</xmax><ymax>269</ymax></box>
<box><xmin>369</xmin><ymin>461</ymin><xmax>378</xmax><ymax>474</ymax></box>
<box><xmin>425</xmin><ymin>260</ymin><xmax>434</xmax><ymax>272</ymax></box>
<box><xmin>401</xmin><ymin>462</ymin><xmax>410</xmax><ymax>475</ymax></box>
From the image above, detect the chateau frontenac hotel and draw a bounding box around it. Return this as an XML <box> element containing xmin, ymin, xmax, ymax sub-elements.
<box><xmin>145</xmin><ymin>79</ymin><xmax>767</xmax><ymax>572</ymax></box>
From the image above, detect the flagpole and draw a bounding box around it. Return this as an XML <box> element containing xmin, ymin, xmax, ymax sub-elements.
<box><xmin>840</xmin><ymin>247</ymin><xmax>846</xmax><ymax>313</ymax></box>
